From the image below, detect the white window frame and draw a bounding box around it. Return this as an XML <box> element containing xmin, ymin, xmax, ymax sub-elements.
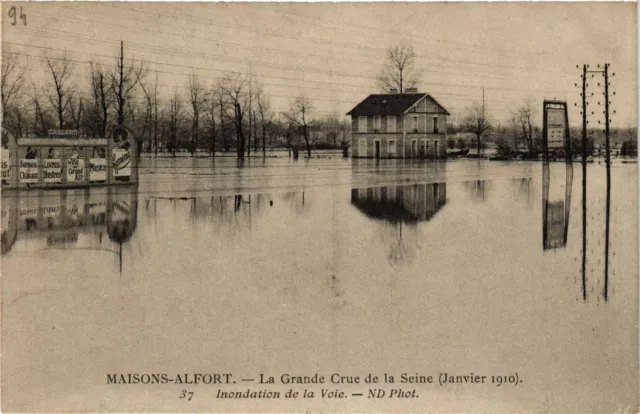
<box><xmin>358</xmin><ymin>116</ymin><xmax>367</xmax><ymax>133</ymax></box>
<box><xmin>387</xmin><ymin>116</ymin><xmax>396</xmax><ymax>133</ymax></box>
<box><xmin>425</xmin><ymin>139</ymin><xmax>431</xmax><ymax>154</ymax></box>
<box><xmin>373</xmin><ymin>116</ymin><xmax>381</xmax><ymax>131</ymax></box>
<box><xmin>433</xmin><ymin>116</ymin><xmax>439</xmax><ymax>133</ymax></box>
<box><xmin>412</xmin><ymin>116</ymin><xmax>418</xmax><ymax>131</ymax></box>
<box><xmin>387</xmin><ymin>139</ymin><xmax>397</xmax><ymax>156</ymax></box>
<box><xmin>434</xmin><ymin>139</ymin><xmax>439</xmax><ymax>158</ymax></box>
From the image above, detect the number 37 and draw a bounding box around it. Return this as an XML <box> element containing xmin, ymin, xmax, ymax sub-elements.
<box><xmin>8</xmin><ymin>6</ymin><xmax>27</xmax><ymax>26</ymax></box>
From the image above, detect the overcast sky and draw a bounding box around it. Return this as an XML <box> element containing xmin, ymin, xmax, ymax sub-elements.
<box><xmin>2</xmin><ymin>2</ymin><xmax>637</xmax><ymax>128</ymax></box>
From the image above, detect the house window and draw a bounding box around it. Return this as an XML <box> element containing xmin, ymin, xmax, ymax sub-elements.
<box><xmin>412</xmin><ymin>116</ymin><xmax>418</xmax><ymax>132</ymax></box>
<box><xmin>358</xmin><ymin>116</ymin><xmax>367</xmax><ymax>132</ymax></box>
<box><xmin>373</xmin><ymin>116</ymin><xmax>381</xmax><ymax>132</ymax></box>
<box><xmin>387</xmin><ymin>139</ymin><xmax>397</xmax><ymax>156</ymax></box>
<box><xmin>387</xmin><ymin>116</ymin><xmax>396</xmax><ymax>133</ymax></box>
<box><xmin>433</xmin><ymin>116</ymin><xmax>439</xmax><ymax>134</ymax></box>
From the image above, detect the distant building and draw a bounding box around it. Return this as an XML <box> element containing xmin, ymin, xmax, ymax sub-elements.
<box><xmin>346</xmin><ymin>93</ymin><xmax>450</xmax><ymax>159</ymax></box>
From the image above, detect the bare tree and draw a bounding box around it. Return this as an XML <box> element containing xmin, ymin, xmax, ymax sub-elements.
<box><xmin>152</xmin><ymin>75</ymin><xmax>159</xmax><ymax>155</ymax></box>
<box><xmin>43</xmin><ymin>52</ymin><xmax>74</xmax><ymax>129</ymax></box>
<box><xmin>30</xmin><ymin>84</ymin><xmax>49</xmax><ymax>137</ymax></box>
<box><xmin>138</xmin><ymin>75</ymin><xmax>155</xmax><ymax>158</ymax></box>
<box><xmin>377</xmin><ymin>43</ymin><xmax>421</xmax><ymax>93</ymax></box>
<box><xmin>322</xmin><ymin>114</ymin><xmax>342</xmax><ymax>148</ymax></box>
<box><xmin>216</xmin><ymin>82</ymin><xmax>229</xmax><ymax>152</ymax></box>
<box><xmin>67</xmin><ymin>96</ymin><xmax>83</xmax><ymax>130</ymax></box>
<box><xmin>1</xmin><ymin>54</ymin><xmax>26</xmax><ymax>123</ymax></box>
<box><xmin>257</xmin><ymin>94</ymin><xmax>272</xmax><ymax>157</ymax></box>
<box><xmin>514</xmin><ymin>101</ymin><xmax>536</xmax><ymax>151</ymax></box>
<box><xmin>280</xmin><ymin>111</ymin><xmax>296</xmax><ymax>157</ymax></box>
<box><xmin>111</xmin><ymin>42</ymin><xmax>145</xmax><ymax>126</ymax></box>
<box><xmin>204</xmin><ymin>87</ymin><xmax>218</xmax><ymax>157</ymax></box>
<box><xmin>88</xmin><ymin>62</ymin><xmax>112</xmax><ymax>138</ymax></box>
<box><xmin>221</xmin><ymin>73</ymin><xmax>248</xmax><ymax>159</ymax></box>
<box><xmin>290</xmin><ymin>96</ymin><xmax>315</xmax><ymax>158</ymax></box>
<box><xmin>188</xmin><ymin>71</ymin><xmax>203</xmax><ymax>155</ymax></box>
<box><xmin>462</xmin><ymin>103</ymin><xmax>492</xmax><ymax>156</ymax></box>
<box><xmin>169</xmin><ymin>89</ymin><xmax>182</xmax><ymax>155</ymax></box>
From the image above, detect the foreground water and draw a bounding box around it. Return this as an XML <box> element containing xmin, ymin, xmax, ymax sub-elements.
<box><xmin>1</xmin><ymin>157</ymin><xmax>637</xmax><ymax>413</ymax></box>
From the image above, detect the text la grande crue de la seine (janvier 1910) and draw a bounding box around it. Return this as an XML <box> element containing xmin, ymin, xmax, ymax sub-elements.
<box><xmin>106</xmin><ymin>372</ymin><xmax>523</xmax><ymax>401</ymax></box>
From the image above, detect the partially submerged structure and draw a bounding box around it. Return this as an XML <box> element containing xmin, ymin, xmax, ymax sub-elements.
<box><xmin>347</xmin><ymin>92</ymin><xmax>450</xmax><ymax>159</ymax></box>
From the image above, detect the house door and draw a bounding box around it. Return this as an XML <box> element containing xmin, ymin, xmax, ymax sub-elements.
<box><xmin>374</xmin><ymin>140</ymin><xmax>381</xmax><ymax>159</ymax></box>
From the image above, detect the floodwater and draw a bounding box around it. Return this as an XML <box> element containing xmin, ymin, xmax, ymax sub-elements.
<box><xmin>1</xmin><ymin>156</ymin><xmax>638</xmax><ymax>413</ymax></box>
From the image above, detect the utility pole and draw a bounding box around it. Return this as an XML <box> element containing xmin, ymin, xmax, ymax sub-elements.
<box><xmin>581</xmin><ymin>64</ymin><xmax>587</xmax><ymax>301</ymax></box>
<box><xmin>578</xmin><ymin>63</ymin><xmax>615</xmax><ymax>302</ymax></box>
<box><xmin>248</xmin><ymin>64</ymin><xmax>252</xmax><ymax>158</ymax></box>
<box><xmin>482</xmin><ymin>88</ymin><xmax>485</xmax><ymax>156</ymax></box>
<box><xmin>603</xmin><ymin>63</ymin><xmax>611</xmax><ymax>301</ymax></box>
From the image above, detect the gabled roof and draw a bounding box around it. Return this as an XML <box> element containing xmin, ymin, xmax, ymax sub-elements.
<box><xmin>346</xmin><ymin>93</ymin><xmax>450</xmax><ymax>116</ymax></box>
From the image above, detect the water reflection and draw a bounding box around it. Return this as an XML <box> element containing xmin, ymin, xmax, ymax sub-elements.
<box><xmin>350</xmin><ymin>182</ymin><xmax>446</xmax><ymax>265</ymax></box>
<box><xmin>465</xmin><ymin>180</ymin><xmax>490</xmax><ymax>203</ymax></box>
<box><xmin>144</xmin><ymin>191</ymin><xmax>308</xmax><ymax>230</ymax></box>
<box><xmin>350</xmin><ymin>182</ymin><xmax>446</xmax><ymax>223</ymax></box>
<box><xmin>513</xmin><ymin>177</ymin><xmax>533</xmax><ymax>203</ymax></box>
<box><xmin>542</xmin><ymin>163</ymin><xmax>573</xmax><ymax>250</ymax></box>
<box><xmin>1</xmin><ymin>186</ymin><xmax>138</xmax><ymax>272</ymax></box>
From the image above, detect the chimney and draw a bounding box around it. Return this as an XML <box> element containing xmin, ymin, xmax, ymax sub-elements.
<box><xmin>389</xmin><ymin>88</ymin><xmax>398</xmax><ymax>93</ymax></box>
<box><xmin>405</xmin><ymin>87</ymin><xmax>418</xmax><ymax>93</ymax></box>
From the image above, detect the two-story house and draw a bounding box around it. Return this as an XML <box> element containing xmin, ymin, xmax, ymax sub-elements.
<box><xmin>346</xmin><ymin>92</ymin><xmax>450</xmax><ymax>159</ymax></box>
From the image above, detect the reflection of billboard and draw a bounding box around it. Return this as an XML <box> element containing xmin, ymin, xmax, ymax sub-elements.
<box><xmin>545</xmin><ymin>201</ymin><xmax>565</xmax><ymax>248</ymax></box>
<box><xmin>19</xmin><ymin>159</ymin><xmax>38</xmax><ymax>183</ymax></box>
<box><xmin>2</xmin><ymin>186</ymin><xmax>138</xmax><ymax>256</ymax></box>
<box><xmin>43</xmin><ymin>159</ymin><xmax>63</xmax><ymax>183</ymax></box>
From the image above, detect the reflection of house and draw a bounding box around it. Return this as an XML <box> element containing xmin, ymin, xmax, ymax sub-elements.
<box><xmin>347</xmin><ymin>93</ymin><xmax>449</xmax><ymax>159</ymax></box>
<box><xmin>351</xmin><ymin>183</ymin><xmax>446</xmax><ymax>223</ymax></box>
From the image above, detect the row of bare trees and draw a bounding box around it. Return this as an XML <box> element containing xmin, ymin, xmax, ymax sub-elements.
<box><xmin>2</xmin><ymin>51</ymin><xmax>350</xmax><ymax>159</ymax></box>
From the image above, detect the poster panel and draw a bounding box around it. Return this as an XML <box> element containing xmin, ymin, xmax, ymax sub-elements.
<box><xmin>43</xmin><ymin>159</ymin><xmax>63</xmax><ymax>183</ymax></box>
<box><xmin>89</xmin><ymin>158</ymin><xmax>107</xmax><ymax>182</ymax></box>
<box><xmin>112</xmin><ymin>149</ymin><xmax>131</xmax><ymax>178</ymax></box>
<box><xmin>1</xmin><ymin>150</ymin><xmax>10</xmax><ymax>180</ymax></box>
<box><xmin>19</xmin><ymin>159</ymin><xmax>38</xmax><ymax>183</ymax></box>
<box><xmin>546</xmin><ymin>107</ymin><xmax>566</xmax><ymax>149</ymax></box>
<box><xmin>67</xmin><ymin>158</ymin><xmax>85</xmax><ymax>183</ymax></box>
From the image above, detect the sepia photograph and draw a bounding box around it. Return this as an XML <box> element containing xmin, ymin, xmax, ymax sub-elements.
<box><xmin>0</xmin><ymin>1</ymin><xmax>638</xmax><ymax>413</ymax></box>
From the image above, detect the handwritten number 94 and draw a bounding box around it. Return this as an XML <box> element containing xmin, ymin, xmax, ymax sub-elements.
<box><xmin>8</xmin><ymin>6</ymin><xmax>27</xmax><ymax>26</ymax></box>
<box><xmin>179</xmin><ymin>390</ymin><xmax>194</xmax><ymax>401</ymax></box>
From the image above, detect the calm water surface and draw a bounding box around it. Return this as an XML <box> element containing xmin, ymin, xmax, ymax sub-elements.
<box><xmin>2</xmin><ymin>157</ymin><xmax>637</xmax><ymax>413</ymax></box>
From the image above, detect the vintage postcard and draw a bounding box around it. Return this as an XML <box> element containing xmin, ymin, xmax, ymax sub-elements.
<box><xmin>1</xmin><ymin>1</ymin><xmax>638</xmax><ymax>413</ymax></box>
